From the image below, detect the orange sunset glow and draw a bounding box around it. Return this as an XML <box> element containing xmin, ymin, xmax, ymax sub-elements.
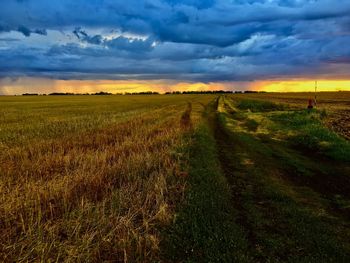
<box><xmin>1</xmin><ymin>77</ymin><xmax>349</xmax><ymax>95</ymax></box>
<box><xmin>252</xmin><ymin>80</ymin><xmax>350</xmax><ymax>93</ymax></box>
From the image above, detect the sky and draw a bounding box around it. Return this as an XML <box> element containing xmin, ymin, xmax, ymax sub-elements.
<box><xmin>0</xmin><ymin>0</ymin><xmax>350</xmax><ymax>94</ymax></box>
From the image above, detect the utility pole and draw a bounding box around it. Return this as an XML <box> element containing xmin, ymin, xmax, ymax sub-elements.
<box><xmin>314</xmin><ymin>81</ymin><xmax>317</xmax><ymax>107</ymax></box>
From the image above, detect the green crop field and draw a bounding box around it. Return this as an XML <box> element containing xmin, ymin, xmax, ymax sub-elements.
<box><xmin>1</xmin><ymin>93</ymin><xmax>350</xmax><ymax>262</ymax></box>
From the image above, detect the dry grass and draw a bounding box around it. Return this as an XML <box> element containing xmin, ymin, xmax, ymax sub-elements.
<box><xmin>0</xmin><ymin>95</ymin><xmax>213</xmax><ymax>262</ymax></box>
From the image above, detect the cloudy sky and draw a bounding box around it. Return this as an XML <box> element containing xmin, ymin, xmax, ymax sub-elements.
<box><xmin>1</xmin><ymin>0</ymin><xmax>350</xmax><ymax>94</ymax></box>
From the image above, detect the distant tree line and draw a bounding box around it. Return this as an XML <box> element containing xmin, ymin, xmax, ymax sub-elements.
<box><xmin>47</xmin><ymin>91</ymin><xmax>113</xmax><ymax>96</ymax></box>
<box><xmin>22</xmin><ymin>93</ymin><xmax>39</xmax><ymax>96</ymax></box>
<box><xmin>165</xmin><ymin>90</ymin><xmax>266</xmax><ymax>94</ymax></box>
<box><xmin>165</xmin><ymin>90</ymin><xmax>233</xmax><ymax>94</ymax></box>
<box><xmin>124</xmin><ymin>91</ymin><xmax>160</xmax><ymax>95</ymax></box>
<box><xmin>21</xmin><ymin>90</ymin><xmax>267</xmax><ymax>96</ymax></box>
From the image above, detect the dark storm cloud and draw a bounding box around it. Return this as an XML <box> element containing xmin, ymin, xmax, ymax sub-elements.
<box><xmin>17</xmin><ymin>25</ymin><xmax>47</xmax><ymax>37</ymax></box>
<box><xmin>0</xmin><ymin>0</ymin><xmax>350</xmax><ymax>81</ymax></box>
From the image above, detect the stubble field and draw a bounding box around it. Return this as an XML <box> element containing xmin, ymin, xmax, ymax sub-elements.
<box><xmin>0</xmin><ymin>94</ymin><xmax>213</xmax><ymax>262</ymax></box>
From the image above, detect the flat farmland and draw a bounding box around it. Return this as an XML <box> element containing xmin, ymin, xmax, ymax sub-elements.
<box><xmin>1</xmin><ymin>93</ymin><xmax>350</xmax><ymax>262</ymax></box>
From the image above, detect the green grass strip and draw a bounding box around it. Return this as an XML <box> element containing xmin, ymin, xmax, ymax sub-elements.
<box><xmin>162</xmin><ymin>123</ymin><xmax>250</xmax><ymax>262</ymax></box>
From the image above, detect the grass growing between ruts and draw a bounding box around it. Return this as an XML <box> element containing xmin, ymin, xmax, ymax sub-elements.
<box><xmin>163</xmin><ymin>96</ymin><xmax>350</xmax><ymax>262</ymax></box>
<box><xmin>162</xmin><ymin>103</ymin><xmax>251</xmax><ymax>262</ymax></box>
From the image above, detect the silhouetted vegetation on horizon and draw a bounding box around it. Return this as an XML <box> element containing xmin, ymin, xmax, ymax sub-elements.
<box><xmin>22</xmin><ymin>93</ymin><xmax>39</xmax><ymax>96</ymax></box>
<box><xmin>49</xmin><ymin>92</ymin><xmax>77</xmax><ymax>96</ymax></box>
<box><xmin>19</xmin><ymin>90</ymin><xmax>271</xmax><ymax>96</ymax></box>
<box><xmin>93</xmin><ymin>91</ymin><xmax>113</xmax><ymax>95</ymax></box>
<box><xmin>165</xmin><ymin>90</ymin><xmax>233</xmax><ymax>95</ymax></box>
<box><xmin>124</xmin><ymin>91</ymin><xmax>160</xmax><ymax>95</ymax></box>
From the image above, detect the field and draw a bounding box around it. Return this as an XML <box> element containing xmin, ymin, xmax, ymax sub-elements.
<box><xmin>0</xmin><ymin>92</ymin><xmax>350</xmax><ymax>262</ymax></box>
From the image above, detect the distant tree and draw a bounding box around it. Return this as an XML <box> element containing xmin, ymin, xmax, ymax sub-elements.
<box><xmin>49</xmin><ymin>92</ymin><xmax>74</xmax><ymax>95</ymax></box>
<box><xmin>93</xmin><ymin>91</ymin><xmax>112</xmax><ymax>95</ymax></box>
<box><xmin>128</xmin><ymin>91</ymin><xmax>159</xmax><ymax>95</ymax></box>
<box><xmin>22</xmin><ymin>93</ymin><xmax>38</xmax><ymax>96</ymax></box>
<box><xmin>182</xmin><ymin>90</ymin><xmax>233</xmax><ymax>94</ymax></box>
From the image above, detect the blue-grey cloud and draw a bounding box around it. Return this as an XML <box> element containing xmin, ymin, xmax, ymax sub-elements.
<box><xmin>16</xmin><ymin>25</ymin><xmax>47</xmax><ymax>37</ymax></box>
<box><xmin>73</xmin><ymin>27</ymin><xmax>103</xmax><ymax>45</ymax></box>
<box><xmin>0</xmin><ymin>0</ymin><xmax>350</xmax><ymax>82</ymax></box>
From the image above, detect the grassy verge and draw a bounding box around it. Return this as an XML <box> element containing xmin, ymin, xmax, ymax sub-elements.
<box><xmin>162</xmin><ymin>120</ymin><xmax>250</xmax><ymax>262</ymax></box>
<box><xmin>270</xmin><ymin>110</ymin><xmax>350</xmax><ymax>162</ymax></box>
<box><xmin>230</xmin><ymin>97</ymin><xmax>350</xmax><ymax>162</ymax></box>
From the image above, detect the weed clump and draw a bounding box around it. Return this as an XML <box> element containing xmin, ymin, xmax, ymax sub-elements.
<box><xmin>244</xmin><ymin>119</ymin><xmax>259</xmax><ymax>132</ymax></box>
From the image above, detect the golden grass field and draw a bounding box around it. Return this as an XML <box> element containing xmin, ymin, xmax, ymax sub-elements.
<box><xmin>0</xmin><ymin>92</ymin><xmax>349</xmax><ymax>262</ymax></box>
<box><xmin>0</xmin><ymin>95</ymin><xmax>214</xmax><ymax>262</ymax></box>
